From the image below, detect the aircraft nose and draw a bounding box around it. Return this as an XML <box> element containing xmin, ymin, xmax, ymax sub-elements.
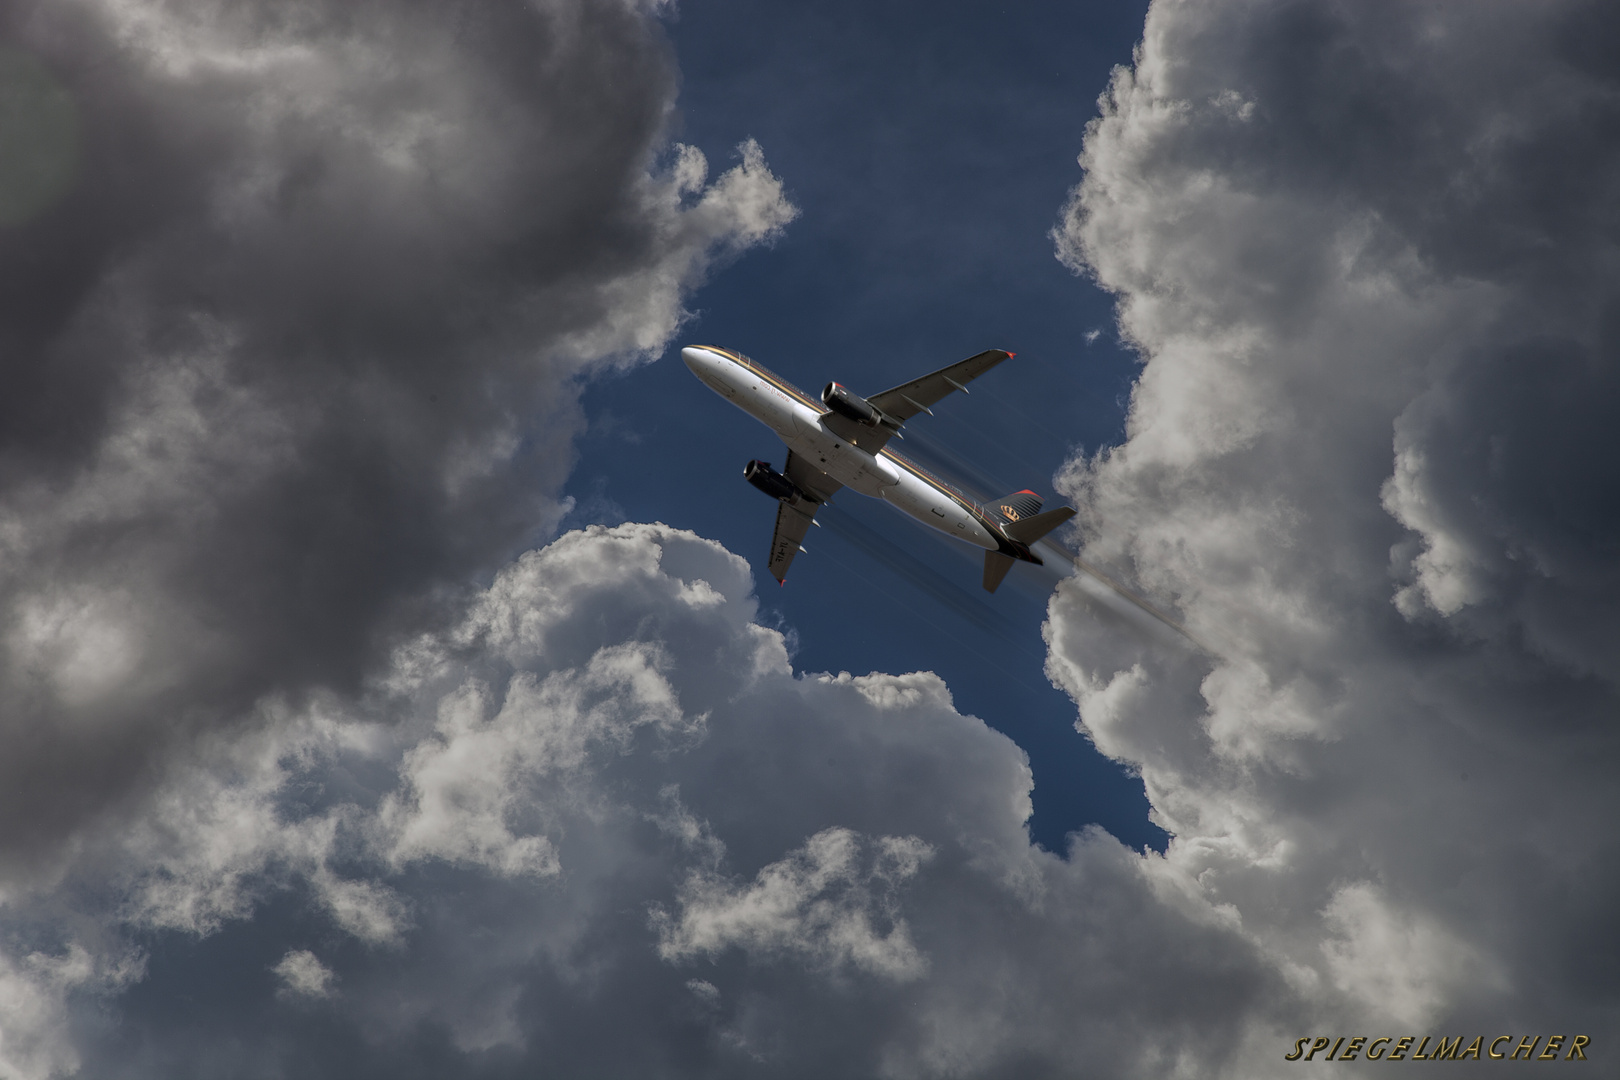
<box><xmin>681</xmin><ymin>346</ymin><xmax>708</xmax><ymax>372</ymax></box>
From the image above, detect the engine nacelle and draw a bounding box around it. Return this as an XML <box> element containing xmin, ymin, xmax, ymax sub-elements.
<box><xmin>821</xmin><ymin>382</ymin><xmax>882</xmax><ymax>427</ymax></box>
<box><xmin>744</xmin><ymin>459</ymin><xmax>799</xmax><ymax>501</ymax></box>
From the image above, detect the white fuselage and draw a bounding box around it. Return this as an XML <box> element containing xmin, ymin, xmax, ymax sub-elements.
<box><xmin>682</xmin><ymin>346</ymin><xmax>1000</xmax><ymax>552</ymax></box>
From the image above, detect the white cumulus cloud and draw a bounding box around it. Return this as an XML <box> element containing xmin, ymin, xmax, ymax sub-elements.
<box><xmin>1050</xmin><ymin>0</ymin><xmax>1620</xmax><ymax>1064</ymax></box>
<box><xmin>5</xmin><ymin>523</ymin><xmax>1270</xmax><ymax>1077</ymax></box>
<box><xmin>274</xmin><ymin>950</ymin><xmax>337</xmax><ymax>1000</ymax></box>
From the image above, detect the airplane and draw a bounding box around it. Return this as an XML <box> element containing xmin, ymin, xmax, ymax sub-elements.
<box><xmin>681</xmin><ymin>345</ymin><xmax>1076</xmax><ymax>592</ymax></box>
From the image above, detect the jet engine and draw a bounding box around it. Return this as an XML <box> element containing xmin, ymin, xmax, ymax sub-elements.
<box><xmin>744</xmin><ymin>459</ymin><xmax>799</xmax><ymax>501</ymax></box>
<box><xmin>821</xmin><ymin>382</ymin><xmax>883</xmax><ymax>427</ymax></box>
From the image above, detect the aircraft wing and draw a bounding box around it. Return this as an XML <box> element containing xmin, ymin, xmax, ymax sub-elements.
<box><xmin>768</xmin><ymin>452</ymin><xmax>841</xmax><ymax>583</ymax></box>
<box><xmin>784</xmin><ymin>450</ymin><xmax>842</xmax><ymax>503</ymax></box>
<box><xmin>866</xmin><ymin>349</ymin><xmax>1012</xmax><ymax>423</ymax></box>
<box><xmin>767</xmin><ymin>499</ymin><xmax>816</xmax><ymax>583</ymax></box>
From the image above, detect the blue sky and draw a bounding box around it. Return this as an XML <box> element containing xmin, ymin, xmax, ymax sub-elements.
<box><xmin>567</xmin><ymin>0</ymin><xmax>1158</xmax><ymax>853</ymax></box>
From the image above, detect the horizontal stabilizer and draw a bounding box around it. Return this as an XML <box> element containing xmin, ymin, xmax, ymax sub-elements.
<box><xmin>1001</xmin><ymin>506</ymin><xmax>1076</xmax><ymax>545</ymax></box>
<box><xmin>983</xmin><ymin>551</ymin><xmax>1016</xmax><ymax>593</ymax></box>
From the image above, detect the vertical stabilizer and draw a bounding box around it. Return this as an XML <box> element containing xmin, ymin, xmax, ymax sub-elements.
<box><xmin>988</xmin><ymin>490</ymin><xmax>1044</xmax><ymax>527</ymax></box>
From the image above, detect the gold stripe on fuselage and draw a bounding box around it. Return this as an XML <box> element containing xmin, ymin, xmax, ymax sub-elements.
<box><xmin>705</xmin><ymin>347</ymin><xmax>823</xmax><ymax>412</ymax></box>
<box><xmin>880</xmin><ymin>448</ymin><xmax>1000</xmax><ymax>536</ymax></box>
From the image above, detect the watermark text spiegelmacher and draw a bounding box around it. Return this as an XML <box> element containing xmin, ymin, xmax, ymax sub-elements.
<box><xmin>1285</xmin><ymin>1035</ymin><xmax>1590</xmax><ymax>1062</ymax></box>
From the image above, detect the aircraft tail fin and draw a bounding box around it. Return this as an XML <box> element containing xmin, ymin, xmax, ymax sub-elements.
<box><xmin>983</xmin><ymin>551</ymin><xmax>1016</xmax><ymax>593</ymax></box>
<box><xmin>988</xmin><ymin>490</ymin><xmax>1044</xmax><ymax>525</ymax></box>
<box><xmin>1001</xmin><ymin>505</ymin><xmax>1077</xmax><ymax>545</ymax></box>
<box><xmin>987</xmin><ymin>489</ymin><xmax>1076</xmax><ymax>547</ymax></box>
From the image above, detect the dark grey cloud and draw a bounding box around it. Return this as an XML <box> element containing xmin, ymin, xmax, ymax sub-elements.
<box><xmin>0</xmin><ymin>0</ymin><xmax>791</xmax><ymax>880</ymax></box>
<box><xmin>1051</xmin><ymin>0</ymin><xmax>1620</xmax><ymax>1060</ymax></box>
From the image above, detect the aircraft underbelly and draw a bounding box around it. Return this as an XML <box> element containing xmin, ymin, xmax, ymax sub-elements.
<box><xmin>727</xmin><ymin>369</ymin><xmax>800</xmax><ymax>437</ymax></box>
<box><xmin>882</xmin><ymin>470</ymin><xmax>999</xmax><ymax>550</ymax></box>
<box><xmin>780</xmin><ymin>413</ymin><xmax>997</xmax><ymax>547</ymax></box>
<box><xmin>786</xmin><ymin>414</ymin><xmax>896</xmax><ymax>497</ymax></box>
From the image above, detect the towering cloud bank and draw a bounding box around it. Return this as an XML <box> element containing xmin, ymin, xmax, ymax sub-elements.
<box><xmin>0</xmin><ymin>0</ymin><xmax>791</xmax><ymax>877</ymax></box>
<box><xmin>20</xmin><ymin>523</ymin><xmax>1272</xmax><ymax>1079</ymax></box>
<box><xmin>1052</xmin><ymin>0</ymin><xmax>1620</xmax><ymax>1055</ymax></box>
<box><xmin>0</xmin><ymin>2</ymin><xmax>795</xmax><ymax>1071</ymax></box>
